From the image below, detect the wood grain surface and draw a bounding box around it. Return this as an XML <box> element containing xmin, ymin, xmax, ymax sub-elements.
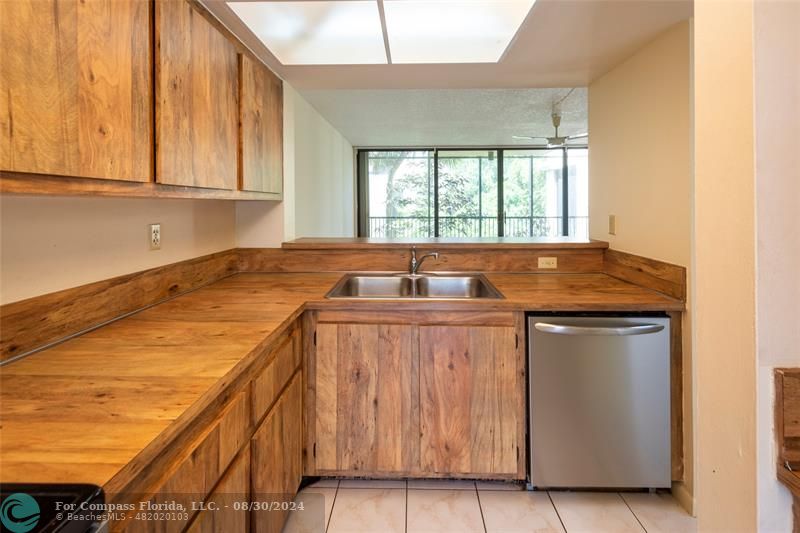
<box><xmin>238</xmin><ymin>247</ymin><xmax>605</xmax><ymax>274</ymax></box>
<box><xmin>777</xmin><ymin>368</ymin><xmax>800</xmax><ymax>468</ymax></box>
<box><xmin>240</xmin><ymin>54</ymin><xmax>283</xmax><ymax>194</ymax></box>
<box><xmin>155</xmin><ymin>0</ymin><xmax>238</xmax><ymax>190</ymax></box>
<box><xmin>0</xmin><ymin>273</ymin><xmax>336</xmax><ymax>492</ymax></box>
<box><xmin>669</xmin><ymin>311</ymin><xmax>684</xmax><ymax>481</ymax></box>
<box><xmin>251</xmin><ymin>372</ymin><xmax>303</xmax><ymax>533</ymax></box>
<box><xmin>0</xmin><ymin>171</ymin><xmax>283</xmax><ymax>200</ymax></box>
<box><xmin>0</xmin><ymin>0</ymin><xmax>152</xmax><ymax>181</ymax></box>
<box><xmin>314</xmin><ymin>323</ymin><xmax>418</xmax><ymax>474</ymax></box>
<box><xmin>604</xmin><ymin>249</ymin><xmax>687</xmax><ymax>301</ymax></box>
<box><xmin>0</xmin><ymin>249</ymin><xmax>238</xmax><ymax>361</ymax></box>
<box><xmin>419</xmin><ymin>323</ymin><xmax>520</xmax><ymax>476</ymax></box>
<box><xmin>1</xmin><ymin>260</ymin><xmax>685</xmax><ymax>363</ymax></box>
<box><xmin>186</xmin><ymin>445</ymin><xmax>250</xmax><ymax>533</ymax></box>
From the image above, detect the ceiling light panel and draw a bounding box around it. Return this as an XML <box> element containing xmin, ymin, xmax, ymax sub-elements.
<box><xmin>227</xmin><ymin>1</ymin><xmax>387</xmax><ymax>65</ymax></box>
<box><xmin>383</xmin><ymin>0</ymin><xmax>536</xmax><ymax>64</ymax></box>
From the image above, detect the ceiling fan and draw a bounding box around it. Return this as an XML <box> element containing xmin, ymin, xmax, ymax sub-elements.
<box><xmin>512</xmin><ymin>111</ymin><xmax>588</xmax><ymax>148</ymax></box>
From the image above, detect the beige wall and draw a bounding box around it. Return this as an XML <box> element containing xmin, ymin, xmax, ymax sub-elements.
<box><xmin>588</xmin><ymin>20</ymin><xmax>691</xmax><ymax>265</ymax></box>
<box><xmin>236</xmin><ymin>83</ymin><xmax>354</xmax><ymax>246</ymax></box>
<box><xmin>0</xmin><ymin>196</ymin><xmax>236</xmax><ymax>304</ymax></box>
<box><xmin>693</xmin><ymin>0</ymin><xmax>757</xmax><ymax>530</ymax></box>
<box><xmin>754</xmin><ymin>0</ymin><xmax>800</xmax><ymax>530</ymax></box>
<box><xmin>588</xmin><ymin>20</ymin><xmax>695</xmax><ymax>510</ymax></box>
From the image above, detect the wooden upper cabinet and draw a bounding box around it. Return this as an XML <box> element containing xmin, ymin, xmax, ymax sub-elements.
<box><xmin>419</xmin><ymin>324</ymin><xmax>522</xmax><ymax>476</ymax></box>
<box><xmin>240</xmin><ymin>55</ymin><xmax>283</xmax><ymax>194</ymax></box>
<box><xmin>314</xmin><ymin>323</ymin><xmax>418</xmax><ymax>475</ymax></box>
<box><xmin>155</xmin><ymin>0</ymin><xmax>238</xmax><ymax>190</ymax></box>
<box><xmin>0</xmin><ymin>0</ymin><xmax>152</xmax><ymax>181</ymax></box>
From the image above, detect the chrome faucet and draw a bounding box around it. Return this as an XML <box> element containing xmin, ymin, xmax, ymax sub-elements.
<box><xmin>410</xmin><ymin>247</ymin><xmax>439</xmax><ymax>274</ymax></box>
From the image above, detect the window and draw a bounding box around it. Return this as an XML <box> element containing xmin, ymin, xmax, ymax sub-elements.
<box><xmin>357</xmin><ymin>147</ymin><xmax>588</xmax><ymax>239</ymax></box>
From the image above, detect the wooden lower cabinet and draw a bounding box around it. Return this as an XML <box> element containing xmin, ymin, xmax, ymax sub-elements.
<box><xmin>119</xmin><ymin>323</ymin><xmax>303</xmax><ymax>533</ymax></box>
<box><xmin>251</xmin><ymin>371</ymin><xmax>303</xmax><ymax>533</ymax></box>
<box><xmin>419</xmin><ymin>325</ymin><xmax>520</xmax><ymax>475</ymax></box>
<box><xmin>186</xmin><ymin>445</ymin><xmax>250</xmax><ymax>533</ymax></box>
<box><xmin>309</xmin><ymin>313</ymin><xmax>525</xmax><ymax>479</ymax></box>
<box><xmin>314</xmin><ymin>323</ymin><xmax>417</xmax><ymax>475</ymax></box>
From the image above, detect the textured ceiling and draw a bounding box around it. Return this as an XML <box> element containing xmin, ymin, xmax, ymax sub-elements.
<box><xmin>299</xmin><ymin>88</ymin><xmax>588</xmax><ymax>147</ymax></box>
<box><xmin>202</xmin><ymin>0</ymin><xmax>692</xmax><ymax>89</ymax></box>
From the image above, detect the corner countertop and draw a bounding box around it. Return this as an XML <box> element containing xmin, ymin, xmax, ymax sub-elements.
<box><xmin>0</xmin><ymin>271</ymin><xmax>681</xmax><ymax>492</ymax></box>
<box><xmin>282</xmin><ymin>237</ymin><xmax>609</xmax><ymax>250</ymax></box>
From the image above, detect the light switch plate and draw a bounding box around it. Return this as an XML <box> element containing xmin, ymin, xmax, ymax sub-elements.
<box><xmin>538</xmin><ymin>257</ymin><xmax>558</xmax><ymax>269</ymax></box>
<box><xmin>609</xmin><ymin>214</ymin><xmax>617</xmax><ymax>235</ymax></box>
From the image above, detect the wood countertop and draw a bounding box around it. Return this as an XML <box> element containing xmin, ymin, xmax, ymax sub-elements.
<box><xmin>0</xmin><ymin>271</ymin><xmax>681</xmax><ymax>489</ymax></box>
<box><xmin>282</xmin><ymin>237</ymin><xmax>609</xmax><ymax>250</ymax></box>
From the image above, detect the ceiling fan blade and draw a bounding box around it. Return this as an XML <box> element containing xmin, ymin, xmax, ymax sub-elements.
<box><xmin>512</xmin><ymin>135</ymin><xmax>548</xmax><ymax>140</ymax></box>
<box><xmin>567</xmin><ymin>133</ymin><xmax>589</xmax><ymax>139</ymax></box>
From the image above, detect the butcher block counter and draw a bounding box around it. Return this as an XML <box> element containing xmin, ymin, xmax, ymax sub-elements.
<box><xmin>0</xmin><ymin>270</ymin><xmax>682</xmax><ymax>497</ymax></box>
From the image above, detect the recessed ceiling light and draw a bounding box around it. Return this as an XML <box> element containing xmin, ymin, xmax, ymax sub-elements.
<box><xmin>227</xmin><ymin>1</ymin><xmax>387</xmax><ymax>65</ymax></box>
<box><xmin>383</xmin><ymin>0</ymin><xmax>536</xmax><ymax>64</ymax></box>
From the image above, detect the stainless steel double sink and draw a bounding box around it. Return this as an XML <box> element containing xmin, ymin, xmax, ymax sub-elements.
<box><xmin>325</xmin><ymin>273</ymin><xmax>504</xmax><ymax>300</ymax></box>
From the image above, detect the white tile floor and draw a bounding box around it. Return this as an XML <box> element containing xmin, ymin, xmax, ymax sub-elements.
<box><xmin>283</xmin><ymin>479</ymin><xmax>696</xmax><ymax>533</ymax></box>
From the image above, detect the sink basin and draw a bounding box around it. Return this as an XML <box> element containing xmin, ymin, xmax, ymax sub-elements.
<box><xmin>416</xmin><ymin>275</ymin><xmax>502</xmax><ymax>298</ymax></box>
<box><xmin>329</xmin><ymin>275</ymin><xmax>414</xmax><ymax>298</ymax></box>
<box><xmin>326</xmin><ymin>273</ymin><xmax>504</xmax><ymax>300</ymax></box>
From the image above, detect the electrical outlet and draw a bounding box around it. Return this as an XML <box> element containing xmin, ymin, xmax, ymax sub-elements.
<box><xmin>150</xmin><ymin>223</ymin><xmax>161</xmax><ymax>250</ymax></box>
<box><xmin>608</xmin><ymin>214</ymin><xmax>617</xmax><ymax>235</ymax></box>
<box><xmin>538</xmin><ymin>257</ymin><xmax>558</xmax><ymax>269</ymax></box>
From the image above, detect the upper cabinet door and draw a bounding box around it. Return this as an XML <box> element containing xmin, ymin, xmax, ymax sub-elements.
<box><xmin>240</xmin><ymin>55</ymin><xmax>283</xmax><ymax>194</ymax></box>
<box><xmin>0</xmin><ymin>0</ymin><xmax>152</xmax><ymax>181</ymax></box>
<box><xmin>155</xmin><ymin>0</ymin><xmax>238</xmax><ymax>190</ymax></box>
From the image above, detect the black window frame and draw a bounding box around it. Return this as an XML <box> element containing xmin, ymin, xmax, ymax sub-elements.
<box><xmin>357</xmin><ymin>146</ymin><xmax>587</xmax><ymax>238</ymax></box>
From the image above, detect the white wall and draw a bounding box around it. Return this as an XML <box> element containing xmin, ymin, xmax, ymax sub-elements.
<box><xmin>236</xmin><ymin>83</ymin><xmax>355</xmax><ymax>246</ymax></box>
<box><xmin>0</xmin><ymin>196</ymin><xmax>236</xmax><ymax>304</ymax></box>
<box><xmin>588</xmin><ymin>20</ymin><xmax>695</xmax><ymax>511</ymax></box>
<box><xmin>754</xmin><ymin>0</ymin><xmax>800</xmax><ymax>530</ymax></box>
<box><xmin>292</xmin><ymin>85</ymin><xmax>355</xmax><ymax>238</ymax></box>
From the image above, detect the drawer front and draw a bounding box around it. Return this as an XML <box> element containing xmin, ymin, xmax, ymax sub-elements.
<box><xmin>186</xmin><ymin>445</ymin><xmax>251</xmax><ymax>533</ymax></box>
<box><xmin>252</xmin><ymin>328</ymin><xmax>301</xmax><ymax>424</ymax></box>
<box><xmin>218</xmin><ymin>389</ymin><xmax>251</xmax><ymax>471</ymax></box>
<box><xmin>251</xmin><ymin>372</ymin><xmax>303</xmax><ymax>533</ymax></box>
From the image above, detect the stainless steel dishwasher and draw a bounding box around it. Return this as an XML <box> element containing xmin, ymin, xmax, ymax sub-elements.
<box><xmin>528</xmin><ymin>314</ymin><xmax>671</xmax><ymax>489</ymax></box>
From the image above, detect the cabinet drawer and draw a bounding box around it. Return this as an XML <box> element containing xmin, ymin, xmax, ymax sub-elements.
<box><xmin>251</xmin><ymin>372</ymin><xmax>303</xmax><ymax>533</ymax></box>
<box><xmin>186</xmin><ymin>445</ymin><xmax>250</xmax><ymax>533</ymax></box>
<box><xmin>252</xmin><ymin>328</ymin><xmax>301</xmax><ymax>424</ymax></box>
<box><xmin>218</xmin><ymin>389</ymin><xmax>251</xmax><ymax>471</ymax></box>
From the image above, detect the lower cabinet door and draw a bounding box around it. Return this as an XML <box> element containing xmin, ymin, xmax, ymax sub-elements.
<box><xmin>186</xmin><ymin>445</ymin><xmax>250</xmax><ymax>533</ymax></box>
<box><xmin>251</xmin><ymin>372</ymin><xmax>303</xmax><ymax>533</ymax></box>
<box><xmin>313</xmin><ymin>323</ymin><xmax>417</xmax><ymax>475</ymax></box>
<box><xmin>419</xmin><ymin>325</ymin><xmax>521</xmax><ymax>476</ymax></box>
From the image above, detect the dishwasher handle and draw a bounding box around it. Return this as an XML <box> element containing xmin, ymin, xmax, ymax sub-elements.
<box><xmin>533</xmin><ymin>322</ymin><xmax>665</xmax><ymax>336</ymax></box>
